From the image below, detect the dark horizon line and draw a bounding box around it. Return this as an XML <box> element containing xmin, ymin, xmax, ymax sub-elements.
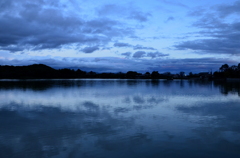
<box><xmin>0</xmin><ymin>63</ymin><xmax>214</xmax><ymax>74</ymax></box>
<box><xmin>1</xmin><ymin>63</ymin><xmax>239</xmax><ymax>79</ymax></box>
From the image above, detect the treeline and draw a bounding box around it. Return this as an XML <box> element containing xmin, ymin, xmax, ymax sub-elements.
<box><xmin>0</xmin><ymin>64</ymin><xmax>186</xmax><ymax>79</ymax></box>
<box><xmin>0</xmin><ymin>63</ymin><xmax>240</xmax><ymax>79</ymax></box>
<box><xmin>0</xmin><ymin>64</ymin><xmax>85</xmax><ymax>79</ymax></box>
<box><xmin>214</xmin><ymin>63</ymin><xmax>240</xmax><ymax>78</ymax></box>
<box><xmin>0</xmin><ymin>64</ymin><xmax>154</xmax><ymax>79</ymax></box>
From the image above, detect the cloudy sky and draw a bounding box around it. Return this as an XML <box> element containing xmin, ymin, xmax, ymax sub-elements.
<box><xmin>0</xmin><ymin>0</ymin><xmax>240</xmax><ymax>73</ymax></box>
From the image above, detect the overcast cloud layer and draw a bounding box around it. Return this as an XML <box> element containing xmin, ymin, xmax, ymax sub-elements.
<box><xmin>0</xmin><ymin>0</ymin><xmax>239</xmax><ymax>73</ymax></box>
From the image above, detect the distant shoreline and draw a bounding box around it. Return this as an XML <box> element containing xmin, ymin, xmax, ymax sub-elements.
<box><xmin>1</xmin><ymin>63</ymin><xmax>240</xmax><ymax>80</ymax></box>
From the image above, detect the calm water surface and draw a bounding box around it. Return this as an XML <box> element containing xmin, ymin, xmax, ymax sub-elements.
<box><xmin>0</xmin><ymin>79</ymin><xmax>240</xmax><ymax>158</ymax></box>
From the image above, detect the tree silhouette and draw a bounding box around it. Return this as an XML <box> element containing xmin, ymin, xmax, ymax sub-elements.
<box><xmin>219</xmin><ymin>64</ymin><xmax>229</xmax><ymax>72</ymax></box>
<box><xmin>151</xmin><ymin>71</ymin><xmax>159</xmax><ymax>79</ymax></box>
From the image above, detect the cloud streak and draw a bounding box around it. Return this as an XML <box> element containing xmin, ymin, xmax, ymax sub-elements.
<box><xmin>81</xmin><ymin>46</ymin><xmax>99</xmax><ymax>53</ymax></box>
<box><xmin>114</xmin><ymin>42</ymin><xmax>157</xmax><ymax>50</ymax></box>
<box><xmin>175</xmin><ymin>1</ymin><xmax>240</xmax><ymax>55</ymax></box>
<box><xmin>121</xmin><ymin>51</ymin><xmax>168</xmax><ymax>59</ymax></box>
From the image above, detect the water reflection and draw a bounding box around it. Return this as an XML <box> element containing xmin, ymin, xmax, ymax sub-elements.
<box><xmin>214</xmin><ymin>80</ymin><xmax>240</xmax><ymax>96</ymax></box>
<box><xmin>0</xmin><ymin>79</ymin><xmax>240</xmax><ymax>158</ymax></box>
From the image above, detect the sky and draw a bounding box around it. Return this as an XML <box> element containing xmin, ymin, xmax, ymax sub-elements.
<box><xmin>0</xmin><ymin>0</ymin><xmax>240</xmax><ymax>73</ymax></box>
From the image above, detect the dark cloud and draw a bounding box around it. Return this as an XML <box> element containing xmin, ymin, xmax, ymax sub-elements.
<box><xmin>121</xmin><ymin>52</ymin><xmax>132</xmax><ymax>58</ymax></box>
<box><xmin>191</xmin><ymin>14</ymin><xmax>228</xmax><ymax>29</ymax></box>
<box><xmin>0</xmin><ymin>1</ymin><xmax>135</xmax><ymax>52</ymax></box>
<box><xmin>81</xmin><ymin>46</ymin><xmax>99</xmax><ymax>53</ymax></box>
<box><xmin>216</xmin><ymin>0</ymin><xmax>240</xmax><ymax>17</ymax></box>
<box><xmin>128</xmin><ymin>11</ymin><xmax>151</xmax><ymax>22</ymax></box>
<box><xmin>165</xmin><ymin>16</ymin><xmax>175</xmax><ymax>22</ymax></box>
<box><xmin>129</xmin><ymin>51</ymin><xmax>168</xmax><ymax>59</ymax></box>
<box><xmin>133</xmin><ymin>51</ymin><xmax>146</xmax><ymax>58</ymax></box>
<box><xmin>133</xmin><ymin>45</ymin><xmax>156</xmax><ymax>50</ymax></box>
<box><xmin>114</xmin><ymin>107</ymin><xmax>131</xmax><ymax>113</ymax></box>
<box><xmin>114</xmin><ymin>43</ymin><xmax>157</xmax><ymax>51</ymax></box>
<box><xmin>0</xmin><ymin>46</ymin><xmax>25</xmax><ymax>52</ymax></box>
<box><xmin>114</xmin><ymin>42</ymin><xmax>132</xmax><ymax>47</ymax></box>
<box><xmin>175</xmin><ymin>38</ymin><xmax>240</xmax><ymax>55</ymax></box>
<box><xmin>147</xmin><ymin>52</ymin><xmax>169</xmax><ymax>58</ymax></box>
<box><xmin>175</xmin><ymin>1</ymin><xmax>240</xmax><ymax>55</ymax></box>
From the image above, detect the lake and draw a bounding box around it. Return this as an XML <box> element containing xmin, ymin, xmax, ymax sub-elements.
<box><xmin>0</xmin><ymin>79</ymin><xmax>240</xmax><ymax>158</ymax></box>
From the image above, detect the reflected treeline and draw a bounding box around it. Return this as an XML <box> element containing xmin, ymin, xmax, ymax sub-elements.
<box><xmin>0</xmin><ymin>80</ymin><xmax>85</xmax><ymax>91</ymax></box>
<box><xmin>0</xmin><ymin>79</ymin><xmax>143</xmax><ymax>91</ymax></box>
<box><xmin>1</xmin><ymin>79</ymin><xmax>240</xmax><ymax>97</ymax></box>
<box><xmin>1</xmin><ymin>79</ymin><xmax>240</xmax><ymax>157</ymax></box>
<box><xmin>0</xmin><ymin>79</ymin><xmax>200</xmax><ymax>90</ymax></box>
<box><xmin>214</xmin><ymin>80</ymin><xmax>240</xmax><ymax>96</ymax></box>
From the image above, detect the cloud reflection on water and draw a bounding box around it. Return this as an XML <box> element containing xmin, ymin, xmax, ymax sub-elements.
<box><xmin>0</xmin><ymin>79</ymin><xmax>240</xmax><ymax>157</ymax></box>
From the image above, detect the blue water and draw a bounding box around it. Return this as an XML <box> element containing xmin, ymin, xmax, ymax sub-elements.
<box><xmin>0</xmin><ymin>79</ymin><xmax>240</xmax><ymax>158</ymax></box>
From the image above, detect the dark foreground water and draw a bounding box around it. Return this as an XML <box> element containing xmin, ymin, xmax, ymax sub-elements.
<box><xmin>0</xmin><ymin>79</ymin><xmax>240</xmax><ymax>158</ymax></box>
